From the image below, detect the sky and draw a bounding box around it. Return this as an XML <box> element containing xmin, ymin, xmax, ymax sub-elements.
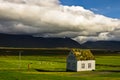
<box><xmin>0</xmin><ymin>0</ymin><xmax>120</xmax><ymax>44</ymax></box>
<box><xmin>60</xmin><ymin>0</ymin><xmax>120</xmax><ymax>18</ymax></box>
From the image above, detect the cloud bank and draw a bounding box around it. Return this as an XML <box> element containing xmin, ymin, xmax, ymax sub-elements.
<box><xmin>0</xmin><ymin>0</ymin><xmax>120</xmax><ymax>43</ymax></box>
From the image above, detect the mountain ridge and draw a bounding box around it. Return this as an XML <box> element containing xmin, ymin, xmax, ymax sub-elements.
<box><xmin>82</xmin><ymin>41</ymin><xmax>120</xmax><ymax>50</ymax></box>
<box><xmin>0</xmin><ymin>33</ymin><xmax>82</xmax><ymax>48</ymax></box>
<box><xmin>0</xmin><ymin>33</ymin><xmax>120</xmax><ymax>50</ymax></box>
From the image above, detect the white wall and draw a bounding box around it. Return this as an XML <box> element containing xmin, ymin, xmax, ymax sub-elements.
<box><xmin>77</xmin><ymin>60</ymin><xmax>95</xmax><ymax>71</ymax></box>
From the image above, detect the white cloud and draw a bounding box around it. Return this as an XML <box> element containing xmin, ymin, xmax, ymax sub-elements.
<box><xmin>0</xmin><ymin>0</ymin><xmax>60</xmax><ymax>7</ymax></box>
<box><xmin>0</xmin><ymin>0</ymin><xmax>120</xmax><ymax>43</ymax></box>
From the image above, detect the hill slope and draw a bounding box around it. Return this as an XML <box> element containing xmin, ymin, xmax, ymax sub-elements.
<box><xmin>0</xmin><ymin>33</ymin><xmax>120</xmax><ymax>50</ymax></box>
<box><xmin>0</xmin><ymin>33</ymin><xmax>82</xmax><ymax>48</ymax></box>
<box><xmin>82</xmin><ymin>41</ymin><xmax>120</xmax><ymax>50</ymax></box>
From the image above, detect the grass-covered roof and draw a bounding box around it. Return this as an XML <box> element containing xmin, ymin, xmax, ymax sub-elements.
<box><xmin>71</xmin><ymin>49</ymin><xmax>95</xmax><ymax>60</ymax></box>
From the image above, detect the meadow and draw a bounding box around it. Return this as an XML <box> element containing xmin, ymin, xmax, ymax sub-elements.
<box><xmin>0</xmin><ymin>48</ymin><xmax>120</xmax><ymax>80</ymax></box>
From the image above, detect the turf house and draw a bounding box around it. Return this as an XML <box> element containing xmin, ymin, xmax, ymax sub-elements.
<box><xmin>66</xmin><ymin>49</ymin><xmax>95</xmax><ymax>72</ymax></box>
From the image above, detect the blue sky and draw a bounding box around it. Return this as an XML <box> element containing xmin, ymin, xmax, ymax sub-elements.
<box><xmin>60</xmin><ymin>0</ymin><xmax>120</xmax><ymax>19</ymax></box>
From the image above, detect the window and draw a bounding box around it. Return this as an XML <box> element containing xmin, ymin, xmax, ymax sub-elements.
<box><xmin>88</xmin><ymin>63</ymin><xmax>91</xmax><ymax>68</ymax></box>
<box><xmin>81</xmin><ymin>63</ymin><xmax>85</xmax><ymax>69</ymax></box>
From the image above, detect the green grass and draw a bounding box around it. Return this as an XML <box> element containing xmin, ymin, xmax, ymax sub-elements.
<box><xmin>0</xmin><ymin>49</ymin><xmax>120</xmax><ymax>80</ymax></box>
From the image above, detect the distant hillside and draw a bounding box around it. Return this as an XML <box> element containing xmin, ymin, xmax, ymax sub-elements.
<box><xmin>0</xmin><ymin>33</ymin><xmax>120</xmax><ymax>50</ymax></box>
<box><xmin>0</xmin><ymin>33</ymin><xmax>82</xmax><ymax>48</ymax></box>
<box><xmin>82</xmin><ymin>41</ymin><xmax>120</xmax><ymax>50</ymax></box>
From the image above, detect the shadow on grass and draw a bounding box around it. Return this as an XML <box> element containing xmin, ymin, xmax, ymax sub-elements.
<box><xmin>96</xmin><ymin>64</ymin><xmax>120</xmax><ymax>67</ymax></box>
<box><xmin>96</xmin><ymin>64</ymin><xmax>120</xmax><ymax>73</ymax></box>
<box><xmin>100</xmin><ymin>70</ymin><xmax>120</xmax><ymax>73</ymax></box>
<box><xmin>35</xmin><ymin>69</ymin><xmax>67</xmax><ymax>72</ymax></box>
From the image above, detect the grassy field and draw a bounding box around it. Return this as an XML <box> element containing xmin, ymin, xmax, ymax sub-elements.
<box><xmin>0</xmin><ymin>48</ymin><xmax>120</xmax><ymax>80</ymax></box>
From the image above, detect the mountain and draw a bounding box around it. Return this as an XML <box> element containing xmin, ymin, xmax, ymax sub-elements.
<box><xmin>0</xmin><ymin>33</ymin><xmax>82</xmax><ymax>48</ymax></box>
<box><xmin>0</xmin><ymin>33</ymin><xmax>120</xmax><ymax>50</ymax></box>
<box><xmin>82</xmin><ymin>41</ymin><xmax>120</xmax><ymax>50</ymax></box>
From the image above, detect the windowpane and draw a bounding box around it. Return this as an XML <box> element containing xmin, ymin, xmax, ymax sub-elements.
<box><xmin>88</xmin><ymin>63</ymin><xmax>91</xmax><ymax>68</ymax></box>
<box><xmin>81</xmin><ymin>63</ymin><xmax>85</xmax><ymax>68</ymax></box>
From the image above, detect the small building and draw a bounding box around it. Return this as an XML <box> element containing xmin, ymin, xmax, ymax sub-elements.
<box><xmin>66</xmin><ymin>49</ymin><xmax>95</xmax><ymax>72</ymax></box>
